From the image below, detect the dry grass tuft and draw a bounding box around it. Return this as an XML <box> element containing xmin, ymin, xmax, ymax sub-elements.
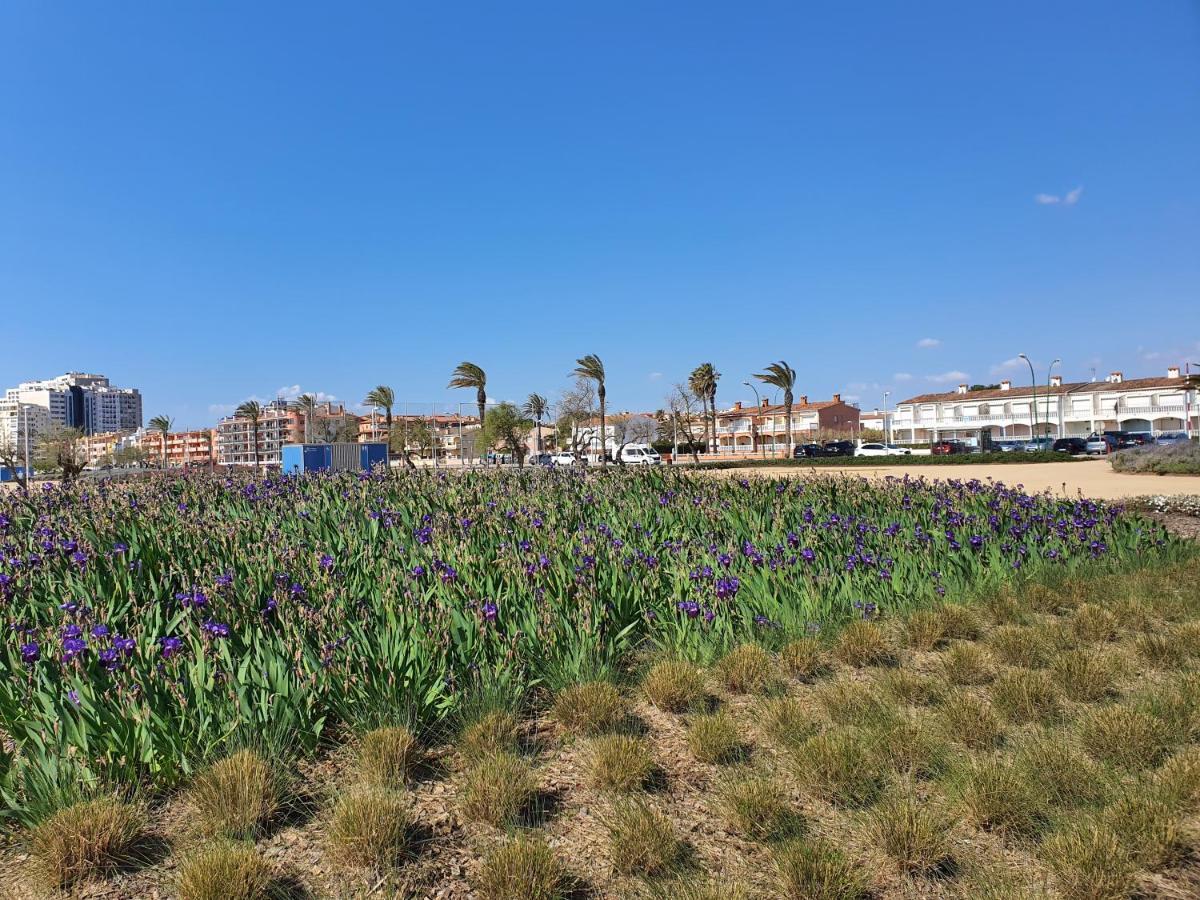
<box><xmin>326</xmin><ymin>784</ymin><xmax>411</xmax><ymax>869</ymax></box>
<box><xmin>587</xmin><ymin>734</ymin><xmax>654</xmax><ymax>793</ymax></box>
<box><xmin>760</xmin><ymin>696</ymin><xmax>820</xmax><ymax>749</ymax></box>
<box><xmin>939</xmin><ymin>642</ymin><xmax>995</xmax><ymax>686</ymax></box>
<box><xmin>717</xmin><ymin>773</ymin><xmax>797</xmax><ymax>842</ymax></box>
<box><xmin>870</xmin><ymin>714</ymin><xmax>949</xmax><ymax>778</ymax></box>
<box><xmin>1051</xmin><ymin>650</ymin><xmax>1119</xmax><ymax>703</ymax></box>
<box><xmin>189</xmin><ymin>749</ymin><xmax>280</xmax><ymax>840</ymax></box>
<box><xmin>30</xmin><ymin>798</ymin><xmax>143</xmax><ymax>889</ymax></box>
<box><xmin>934</xmin><ymin>603</ymin><xmax>982</xmax><ymax>641</ymax></box>
<box><xmin>359</xmin><ymin>725</ymin><xmax>421</xmax><ymax>786</ymax></box>
<box><xmin>460</xmin><ymin>709</ymin><xmax>521</xmax><ymax>761</ymax></box>
<box><xmin>792</xmin><ymin>728</ymin><xmax>884</xmax><ymax>807</ymax></box>
<box><xmin>1070</xmin><ymin>604</ymin><xmax>1118</xmax><ymax>643</ymax></box>
<box><xmin>986</xmin><ymin>624</ymin><xmax>1050</xmax><ymax>668</ymax></box>
<box><xmin>460</xmin><ymin>751</ymin><xmax>538</xmax><ymax>826</ymax></box>
<box><xmin>1078</xmin><ymin>705</ymin><xmax>1171</xmax><ymax>770</ymax></box>
<box><xmin>952</xmin><ymin>756</ymin><xmax>1045</xmax><ymax>835</ymax></box>
<box><xmin>816</xmin><ymin>678</ymin><xmax>897</xmax><ymax>728</ymax></box>
<box><xmin>642</xmin><ymin>660</ymin><xmax>706</xmax><ymax>712</ymax></box>
<box><xmin>869</xmin><ymin>790</ymin><xmax>954</xmax><ymax>875</ymax></box>
<box><xmin>1013</xmin><ymin>734</ymin><xmax>1111</xmax><ymax>808</ymax></box>
<box><xmin>773</xmin><ymin>838</ymin><xmax>868</xmax><ymax>899</ymax></box>
<box><xmin>1155</xmin><ymin>746</ymin><xmax>1200</xmax><ymax>811</ymax></box>
<box><xmin>1136</xmin><ymin>632</ymin><xmax>1190</xmax><ymax>669</ymax></box>
<box><xmin>553</xmin><ymin>680</ymin><xmax>625</xmax><ymax>735</ymax></box>
<box><xmin>687</xmin><ymin>710</ymin><xmax>744</xmax><ymax>764</ymax></box>
<box><xmin>177</xmin><ymin>841</ymin><xmax>272</xmax><ymax>900</ymax></box>
<box><xmin>1140</xmin><ymin>674</ymin><xmax>1200</xmax><ymax>744</ymax></box>
<box><xmin>1041</xmin><ymin>822</ymin><xmax>1135</xmax><ymax>900</ymax></box>
<box><xmin>656</xmin><ymin>877</ymin><xmax>753</xmax><ymax>900</ymax></box>
<box><xmin>603</xmin><ymin>799</ymin><xmax>680</xmax><ymax>876</ymax></box>
<box><xmin>990</xmin><ymin>669</ymin><xmax>1062</xmax><ymax>725</ymax></box>
<box><xmin>877</xmin><ymin>668</ymin><xmax>943</xmax><ymax>707</ymax></box>
<box><xmin>716</xmin><ymin>643</ymin><xmax>778</xmax><ymax>694</ymax></box>
<box><xmin>780</xmin><ymin>637</ymin><xmax>829</xmax><ymax>681</ymax></box>
<box><xmin>475</xmin><ymin>834</ymin><xmax>568</xmax><ymax>900</ymax></box>
<box><xmin>903</xmin><ymin>609</ymin><xmax>945</xmax><ymax>651</ymax></box>
<box><xmin>1097</xmin><ymin>791</ymin><xmax>1184</xmax><ymax>869</ymax></box>
<box><xmin>936</xmin><ymin>690</ymin><xmax>1004</xmax><ymax>749</ymax></box>
<box><xmin>834</xmin><ymin>620</ymin><xmax>896</xmax><ymax>668</ymax></box>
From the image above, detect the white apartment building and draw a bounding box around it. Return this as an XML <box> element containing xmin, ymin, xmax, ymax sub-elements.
<box><xmin>217</xmin><ymin>400</ymin><xmax>304</xmax><ymax>467</ymax></box>
<box><xmin>891</xmin><ymin>368</ymin><xmax>1199</xmax><ymax>444</ymax></box>
<box><xmin>2</xmin><ymin>372</ymin><xmax>142</xmax><ymax>436</ymax></box>
<box><xmin>0</xmin><ymin>398</ymin><xmax>50</xmax><ymax>456</ymax></box>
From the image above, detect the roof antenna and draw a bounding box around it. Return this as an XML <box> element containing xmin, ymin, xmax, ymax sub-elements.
<box><xmin>1089</xmin><ymin>367</ymin><xmax>1096</xmax><ymax>383</ymax></box>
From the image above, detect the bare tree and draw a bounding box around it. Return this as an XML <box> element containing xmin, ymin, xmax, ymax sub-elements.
<box><xmin>663</xmin><ymin>384</ymin><xmax>707</xmax><ymax>463</ymax></box>
<box><xmin>0</xmin><ymin>437</ymin><xmax>28</xmax><ymax>489</ymax></box>
<box><xmin>609</xmin><ymin>413</ymin><xmax>657</xmax><ymax>465</ymax></box>
<box><xmin>557</xmin><ymin>378</ymin><xmax>599</xmax><ymax>459</ymax></box>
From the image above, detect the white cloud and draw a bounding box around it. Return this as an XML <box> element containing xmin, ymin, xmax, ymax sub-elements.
<box><xmin>274</xmin><ymin>385</ymin><xmax>337</xmax><ymax>402</ymax></box>
<box><xmin>647</xmin><ymin>372</ymin><xmax>663</xmax><ymax>381</ymax></box>
<box><xmin>1035</xmin><ymin>185</ymin><xmax>1083</xmax><ymax>206</ymax></box>
<box><xmin>916</xmin><ymin>338</ymin><xmax>941</xmax><ymax>349</ymax></box>
<box><xmin>990</xmin><ymin>357</ymin><xmax>1026</xmax><ymax>377</ymax></box>
<box><xmin>208</xmin><ymin>403</ymin><xmax>236</xmax><ymax>417</ymax></box>
<box><xmin>925</xmin><ymin>370</ymin><xmax>970</xmax><ymax>385</ymax></box>
<box><xmin>893</xmin><ymin>373</ymin><xmax>914</xmax><ymax>382</ymax></box>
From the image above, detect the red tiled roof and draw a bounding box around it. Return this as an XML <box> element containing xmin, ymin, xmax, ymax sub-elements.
<box><xmin>716</xmin><ymin>399</ymin><xmax>851</xmax><ymax>418</ymax></box>
<box><xmin>900</xmin><ymin>376</ymin><xmax>1193</xmax><ymax>406</ymax></box>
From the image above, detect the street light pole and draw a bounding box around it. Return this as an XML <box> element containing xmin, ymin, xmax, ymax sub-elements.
<box><xmin>883</xmin><ymin>390</ymin><xmax>892</xmax><ymax>445</ymax></box>
<box><xmin>1046</xmin><ymin>359</ymin><xmax>1061</xmax><ymax>439</ymax></box>
<box><xmin>1018</xmin><ymin>353</ymin><xmax>1037</xmax><ymax>443</ymax></box>
<box><xmin>743</xmin><ymin>381</ymin><xmax>764</xmax><ymax>458</ymax></box>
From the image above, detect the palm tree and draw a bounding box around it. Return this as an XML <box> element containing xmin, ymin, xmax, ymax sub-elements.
<box><xmin>448</xmin><ymin>362</ymin><xmax>488</xmax><ymax>424</ymax></box>
<box><xmin>754</xmin><ymin>361</ymin><xmax>797</xmax><ymax>456</ymax></box>
<box><xmin>148</xmin><ymin>414</ymin><xmax>173</xmax><ymax>469</ymax></box>
<box><xmin>235</xmin><ymin>400</ymin><xmax>263</xmax><ymax>471</ymax></box>
<box><xmin>363</xmin><ymin>385</ymin><xmax>395</xmax><ymax>445</ymax></box>
<box><xmin>689</xmin><ymin>363</ymin><xmax>720</xmax><ymax>456</ymax></box>
<box><xmin>523</xmin><ymin>393</ymin><xmax>549</xmax><ymax>454</ymax></box>
<box><xmin>571</xmin><ymin>354</ymin><xmax>607</xmax><ymax>466</ymax></box>
<box><xmin>290</xmin><ymin>393</ymin><xmax>318</xmax><ymax>443</ymax></box>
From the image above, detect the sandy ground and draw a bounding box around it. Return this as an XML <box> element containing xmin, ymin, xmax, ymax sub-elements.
<box><xmin>705</xmin><ymin>458</ymin><xmax>1200</xmax><ymax>500</ymax></box>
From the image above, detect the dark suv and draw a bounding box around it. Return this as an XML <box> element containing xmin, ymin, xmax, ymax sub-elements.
<box><xmin>822</xmin><ymin>441</ymin><xmax>855</xmax><ymax>457</ymax></box>
<box><xmin>1052</xmin><ymin>437</ymin><xmax>1087</xmax><ymax>454</ymax></box>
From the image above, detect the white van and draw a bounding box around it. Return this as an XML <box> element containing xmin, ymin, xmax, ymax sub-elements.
<box><xmin>619</xmin><ymin>444</ymin><xmax>662</xmax><ymax>466</ymax></box>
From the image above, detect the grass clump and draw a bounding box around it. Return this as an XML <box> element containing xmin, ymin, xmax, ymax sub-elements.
<box><xmin>952</xmin><ymin>756</ymin><xmax>1045</xmax><ymax>835</ymax></box>
<box><xmin>792</xmin><ymin>729</ymin><xmax>884</xmax><ymax>807</ymax></box>
<box><xmin>870</xmin><ymin>714</ymin><xmax>949</xmax><ymax>778</ymax></box>
<box><xmin>553</xmin><ymin>680</ymin><xmax>625</xmax><ymax>735</ymax></box>
<box><xmin>780</xmin><ymin>637</ymin><xmax>829</xmax><ymax>681</ymax></box>
<box><xmin>603</xmin><ymin>799</ymin><xmax>680</xmax><ymax>876</ymax></box>
<box><xmin>475</xmin><ymin>834</ymin><xmax>568</xmax><ymax>900</ymax></box>
<box><xmin>687</xmin><ymin>710</ymin><xmax>744</xmax><ymax>764</ymax></box>
<box><xmin>1070</xmin><ymin>604</ymin><xmax>1117</xmax><ymax>643</ymax></box>
<box><xmin>460</xmin><ymin>709</ymin><xmax>521</xmax><ymax>761</ymax></box>
<box><xmin>934</xmin><ymin>603</ymin><xmax>982</xmax><ymax>641</ymax></box>
<box><xmin>936</xmin><ymin>691</ymin><xmax>1004</xmax><ymax>749</ymax></box>
<box><xmin>816</xmin><ymin>678</ymin><xmax>897</xmax><ymax>728</ymax></box>
<box><xmin>990</xmin><ymin>669</ymin><xmax>1062</xmax><ymax>725</ymax></box>
<box><xmin>869</xmin><ymin>789</ymin><xmax>954</xmax><ymax>875</ymax></box>
<box><xmin>760</xmin><ymin>696</ymin><xmax>820</xmax><ymax>749</ymax></box>
<box><xmin>1136</xmin><ymin>632</ymin><xmax>1190</xmax><ymax>669</ymax></box>
<box><xmin>716</xmin><ymin>643</ymin><xmax>778</xmax><ymax>694</ymax></box>
<box><xmin>177</xmin><ymin>842</ymin><xmax>272</xmax><ymax>900</ymax></box>
<box><xmin>773</xmin><ymin>838</ymin><xmax>868</xmax><ymax>899</ymax></box>
<box><xmin>1041</xmin><ymin>822</ymin><xmax>1135</xmax><ymax>900</ymax></box>
<box><xmin>655</xmin><ymin>877</ymin><xmax>752</xmax><ymax>900</ymax></box>
<box><xmin>986</xmin><ymin>624</ymin><xmax>1050</xmax><ymax>668</ymax></box>
<box><xmin>876</xmin><ymin>668</ymin><xmax>943</xmax><ymax>706</ymax></box>
<box><xmin>1079</xmin><ymin>705</ymin><xmax>1172</xmax><ymax>770</ymax></box>
<box><xmin>189</xmin><ymin>748</ymin><xmax>280</xmax><ymax>840</ymax></box>
<box><xmin>834</xmin><ymin>620</ymin><xmax>895</xmax><ymax>668</ymax></box>
<box><xmin>1097</xmin><ymin>791</ymin><xmax>1184</xmax><ymax>869</ymax></box>
<box><xmin>1155</xmin><ymin>746</ymin><xmax>1200</xmax><ymax>810</ymax></box>
<box><xmin>327</xmin><ymin>784</ymin><xmax>411</xmax><ymax>869</ymax></box>
<box><xmin>1051</xmin><ymin>650</ymin><xmax>1119</xmax><ymax>703</ymax></box>
<box><xmin>359</xmin><ymin>725</ymin><xmax>421</xmax><ymax>786</ymax></box>
<box><xmin>642</xmin><ymin>660</ymin><xmax>705</xmax><ymax>712</ymax></box>
<box><xmin>903</xmin><ymin>609</ymin><xmax>945</xmax><ymax>651</ymax></box>
<box><xmin>1013</xmin><ymin>734</ymin><xmax>1111</xmax><ymax>808</ymax></box>
<box><xmin>1139</xmin><ymin>674</ymin><xmax>1200</xmax><ymax>744</ymax></box>
<box><xmin>587</xmin><ymin>734</ymin><xmax>654</xmax><ymax>792</ymax></box>
<box><xmin>939</xmin><ymin>642</ymin><xmax>995</xmax><ymax>686</ymax></box>
<box><xmin>460</xmin><ymin>751</ymin><xmax>538</xmax><ymax>826</ymax></box>
<box><xmin>30</xmin><ymin>798</ymin><xmax>143</xmax><ymax>889</ymax></box>
<box><xmin>717</xmin><ymin>773</ymin><xmax>797</xmax><ymax>842</ymax></box>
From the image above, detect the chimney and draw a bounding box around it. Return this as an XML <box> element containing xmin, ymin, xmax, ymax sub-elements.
<box><xmin>800</xmin><ymin>395</ymin><xmax>809</xmax><ymax>405</ymax></box>
<box><xmin>956</xmin><ymin>384</ymin><xmax>968</xmax><ymax>395</ymax></box>
<box><xmin>831</xmin><ymin>393</ymin><xmax>840</xmax><ymax>403</ymax></box>
<box><xmin>733</xmin><ymin>401</ymin><xmax>742</xmax><ymax>410</ymax></box>
<box><xmin>761</xmin><ymin>397</ymin><xmax>769</xmax><ymax>408</ymax></box>
<box><xmin>999</xmin><ymin>380</ymin><xmax>1011</xmax><ymax>391</ymax></box>
<box><xmin>1049</xmin><ymin>375</ymin><xmax>1063</xmax><ymax>387</ymax></box>
<box><xmin>1109</xmin><ymin>371</ymin><xmax>1123</xmax><ymax>383</ymax></box>
<box><xmin>1168</xmin><ymin>366</ymin><xmax>1180</xmax><ymax>379</ymax></box>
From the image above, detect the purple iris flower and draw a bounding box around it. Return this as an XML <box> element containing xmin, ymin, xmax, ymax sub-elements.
<box><xmin>202</xmin><ymin>620</ymin><xmax>229</xmax><ymax>638</ymax></box>
<box><xmin>62</xmin><ymin>637</ymin><xmax>87</xmax><ymax>661</ymax></box>
<box><xmin>160</xmin><ymin>636</ymin><xmax>183</xmax><ymax>659</ymax></box>
<box><xmin>481</xmin><ymin>601</ymin><xmax>498</xmax><ymax>622</ymax></box>
<box><xmin>20</xmin><ymin>641</ymin><xmax>39</xmax><ymax>664</ymax></box>
<box><xmin>90</xmin><ymin>624</ymin><xmax>110</xmax><ymax>639</ymax></box>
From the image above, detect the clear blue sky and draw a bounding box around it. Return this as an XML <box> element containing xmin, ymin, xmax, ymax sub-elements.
<box><xmin>2</xmin><ymin>1</ymin><xmax>1198</xmax><ymax>426</ymax></box>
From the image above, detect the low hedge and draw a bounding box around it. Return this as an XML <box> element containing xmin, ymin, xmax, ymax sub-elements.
<box><xmin>685</xmin><ymin>451</ymin><xmax>1076</xmax><ymax>470</ymax></box>
<box><xmin>1111</xmin><ymin>443</ymin><xmax>1200</xmax><ymax>476</ymax></box>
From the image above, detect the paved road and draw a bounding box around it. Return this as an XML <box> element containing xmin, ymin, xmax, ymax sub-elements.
<box><xmin>706</xmin><ymin>458</ymin><xmax>1198</xmax><ymax>500</ymax></box>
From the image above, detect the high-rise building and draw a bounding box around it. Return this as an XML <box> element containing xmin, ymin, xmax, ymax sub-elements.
<box><xmin>2</xmin><ymin>372</ymin><xmax>143</xmax><ymax>436</ymax></box>
<box><xmin>217</xmin><ymin>399</ymin><xmax>304</xmax><ymax>467</ymax></box>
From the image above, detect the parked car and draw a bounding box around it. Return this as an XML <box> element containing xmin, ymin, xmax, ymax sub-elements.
<box><xmin>794</xmin><ymin>443</ymin><xmax>826</xmax><ymax>459</ymax></box>
<box><xmin>551</xmin><ymin>452</ymin><xmax>582</xmax><ymax>466</ymax></box>
<box><xmin>1156</xmin><ymin>431</ymin><xmax>1189</xmax><ymax>445</ymax></box>
<box><xmin>1102</xmin><ymin>430</ymin><xmax>1138</xmax><ymax>449</ymax></box>
<box><xmin>526</xmin><ymin>453</ymin><xmax>553</xmax><ymax>467</ymax></box>
<box><xmin>1085</xmin><ymin>435</ymin><xmax>1117</xmax><ymax>455</ymax></box>
<box><xmin>1127</xmin><ymin>432</ymin><xmax>1155</xmax><ymax>445</ymax></box>
<box><xmin>822</xmin><ymin>440</ymin><xmax>855</xmax><ymax>457</ymax></box>
<box><xmin>931</xmin><ymin>439</ymin><xmax>970</xmax><ymax>455</ymax></box>
<box><xmin>618</xmin><ymin>445</ymin><xmax>662</xmax><ymax>465</ymax></box>
<box><xmin>992</xmin><ymin>440</ymin><xmax>1022</xmax><ymax>452</ymax></box>
<box><xmin>854</xmin><ymin>442</ymin><xmax>912</xmax><ymax>457</ymax></box>
<box><xmin>1052</xmin><ymin>437</ymin><xmax>1088</xmax><ymax>454</ymax></box>
<box><xmin>1023</xmin><ymin>438</ymin><xmax>1054</xmax><ymax>452</ymax></box>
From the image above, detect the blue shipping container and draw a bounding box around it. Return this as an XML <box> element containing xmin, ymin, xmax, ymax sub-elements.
<box><xmin>282</xmin><ymin>443</ymin><xmax>388</xmax><ymax>474</ymax></box>
<box><xmin>0</xmin><ymin>466</ymin><xmax>30</xmax><ymax>483</ymax></box>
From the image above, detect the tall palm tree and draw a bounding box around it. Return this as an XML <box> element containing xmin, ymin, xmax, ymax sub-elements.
<box><xmin>523</xmin><ymin>393</ymin><xmax>549</xmax><ymax>453</ymax></box>
<box><xmin>448</xmin><ymin>362</ymin><xmax>488</xmax><ymax>424</ymax></box>
<box><xmin>363</xmin><ymin>385</ymin><xmax>395</xmax><ymax>445</ymax></box>
<box><xmin>754</xmin><ymin>361</ymin><xmax>797</xmax><ymax>456</ymax></box>
<box><xmin>235</xmin><ymin>400</ymin><xmax>263</xmax><ymax>471</ymax></box>
<box><xmin>689</xmin><ymin>363</ymin><xmax>720</xmax><ymax>455</ymax></box>
<box><xmin>571</xmin><ymin>355</ymin><xmax>607</xmax><ymax>466</ymax></box>
<box><xmin>290</xmin><ymin>393</ymin><xmax>318</xmax><ymax>442</ymax></box>
<box><xmin>148</xmin><ymin>414</ymin><xmax>173</xmax><ymax>469</ymax></box>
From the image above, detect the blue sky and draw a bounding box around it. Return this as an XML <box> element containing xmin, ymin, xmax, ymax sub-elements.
<box><xmin>2</xmin><ymin>2</ymin><xmax>1198</xmax><ymax>426</ymax></box>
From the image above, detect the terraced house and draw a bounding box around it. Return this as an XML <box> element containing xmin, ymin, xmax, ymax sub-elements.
<box><xmin>891</xmin><ymin>367</ymin><xmax>1200</xmax><ymax>444</ymax></box>
<box><xmin>714</xmin><ymin>394</ymin><xmax>861</xmax><ymax>455</ymax></box>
